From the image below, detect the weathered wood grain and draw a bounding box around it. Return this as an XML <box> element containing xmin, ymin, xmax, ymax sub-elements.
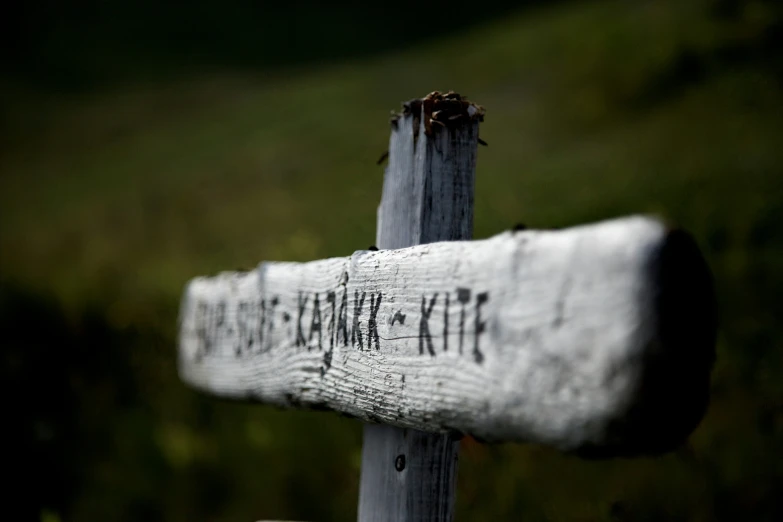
<box><xmin>357</xmin><ymin>105</ymin><xmax>478</xmax><ymax>522</ymax></box>
<box><xmin>178</xmin><ymin>215</ymin><xmax>716</xmax><ymax>456</ymax></box>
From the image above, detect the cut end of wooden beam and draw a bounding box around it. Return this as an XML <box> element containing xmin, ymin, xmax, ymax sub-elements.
<box><xmin>574</xmin><ymin>228</ymin><xmax>717</xmax><ymax>458</ymax></box>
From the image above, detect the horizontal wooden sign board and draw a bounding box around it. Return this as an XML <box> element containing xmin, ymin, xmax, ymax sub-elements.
<box><xmin>178</xmin><ymin>215</ymin><xmax>715</xmax><ymax>457</ymax></box>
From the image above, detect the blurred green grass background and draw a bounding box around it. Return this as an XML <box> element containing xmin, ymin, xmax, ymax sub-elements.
<box><xmin>2</xmin><ymin>0</ymin><xmax>782</xmax><ymax>520</ymax></box>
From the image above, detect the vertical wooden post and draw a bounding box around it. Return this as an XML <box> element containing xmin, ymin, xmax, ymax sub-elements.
<box><xmin>357</xmin><ymin>97</ymin><xmax>480</xmax><ymax>521</ymax></box>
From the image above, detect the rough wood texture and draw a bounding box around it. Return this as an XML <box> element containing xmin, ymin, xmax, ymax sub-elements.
<box><xmin>359</xmin><ymin>425</ymin><xmax>459</xmax><ymax>522</ymax></box>
<box><xmin>178</xmin><ymin>215</ymin><xmax>716</xmax><ymax>456</ymax></box>
<box><xmin>376</xmin><ymin>103</ymin><xmax>477</xmax><ymax>249</ymax></box>
<box><xmin>357</xmin><ymin>105</ymin><xmax>478</xmax><ymax>522</ymax></box>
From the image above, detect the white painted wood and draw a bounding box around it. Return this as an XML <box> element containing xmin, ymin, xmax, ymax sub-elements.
<box><xmin>177</xmin><ymin>214</ymin><xmax>716</xmax><ymax>456</ymax></box>
<box><xmin>359</xmin><ymin>424</ymin><xmax>459</xmax><ymax>522</ymax></box>
<box><xmin>357</xmin><ymin>103</ymin><xmax>478</xmax><ymax>522</ymax></box>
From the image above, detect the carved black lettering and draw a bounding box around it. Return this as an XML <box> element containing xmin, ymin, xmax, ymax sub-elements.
<box><xmin>474</xmin><ymin>292</ymin><xmax>488</xmax><ymax>364</ymax></box>
<box><xmin>324</xmin><ymin>291</ymin><xmax>336</xmax><ymax>371</ymax></box>
<box><xmin>391</xmin><ymin>310</ymin><xmax>406</xmax><ymax>326</ymax></box>
<box><xmin>296</xmin><ymin>292</ymin><xmax>309</xmax><ymax>347</ymax></box>
<box><xmin>368</xmin><ymin>292</ymin><xmax>382</xmax><ymax>350</ymax></box>
<box><xmin>326</xmin><ymin>291</ymin><xmax>336</xmax><ymax>349</ymax></box>
<box><xmin>247</xmin><ymin>301</ymin><xmax>255</xmax><ymax>350</ymax></box>
<box><xmin>236</xmin><ymin>301</ymin><xmax>248</xmax><ymax>357</ymax></box>
<box><xmin>337</xmin><ymin>287</ymin><xmax>348</xmax><ymax>346</ymax></box>
<box><xmin>443</xmin><ymin>292</ymin><xmax>450</xmax><ymax>352</ymax></box>
<box><xmin>257</xmin><ymin>299</ymin><xmax>266</xmax><ymax>353</ymax></box>
<box><xmin>214</xmin><ymin>301</ymin><xmax>226</xmax><ymax>355</ymax></box>
<box><xmin>309</xmin><ymin>293</ymin><xmax>322</xmax><ymax>351</ymax></box>
<box><xmin>352</xmin><ymin>290</ymin><xmax>366</xmax><ymax>349</ymax></box>
<box><xmin>195</xmin><ymin>301</ymin><xmax>209</xmax><ymax>361</ymax></box>
<box><xmin>321</xmin><ymin>292</ymin><xmax>337</xmax><ymax>377</ymax></box>
<box><xmin>457</xmin><ymin>288</ymin><xmax>471</xmax><ymax>355</ymax></box>
<box><xmin>207</xmin><ymin>304</ymin><xmax>216</xmax><ymax>355</ymax></box>
<box><xmin>419</xmin><ymin>293</ymin><xmax>438</xmax><ymax>356</ymax></box>
<box><xmin>266</xmin><ymin>296</ymin><xmax>278</xmax><ymax>351</ymax></box>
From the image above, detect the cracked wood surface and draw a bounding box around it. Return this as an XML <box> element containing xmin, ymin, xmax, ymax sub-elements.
<box><xmin>177</xmin><ymin>215</ymin><xmax>716</xmax><ymax>456</ymax></box>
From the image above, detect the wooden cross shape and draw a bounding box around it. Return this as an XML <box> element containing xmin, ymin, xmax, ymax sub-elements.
<box><xmin>177</xmin><ymin>91</ymin><xmax>717</xmax><ymax>522</ymax></box>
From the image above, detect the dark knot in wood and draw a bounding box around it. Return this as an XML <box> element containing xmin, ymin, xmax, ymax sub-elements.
<box><xmin>394</xmin><ymin>454</ymin><xmax>406</xmax><ymax>472</ymax></box>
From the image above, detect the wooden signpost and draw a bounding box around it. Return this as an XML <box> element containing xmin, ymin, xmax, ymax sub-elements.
<box><xmin>178</xmin><ymin>91</ymin><xmax>716</xmax><ymax>521</ymax></box>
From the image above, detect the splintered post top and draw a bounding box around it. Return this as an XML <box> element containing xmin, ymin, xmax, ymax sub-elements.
<box><xmin>392</xmin><ymin>90</ymin><xmax>485</xmax><ymax>140</ymax></box>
